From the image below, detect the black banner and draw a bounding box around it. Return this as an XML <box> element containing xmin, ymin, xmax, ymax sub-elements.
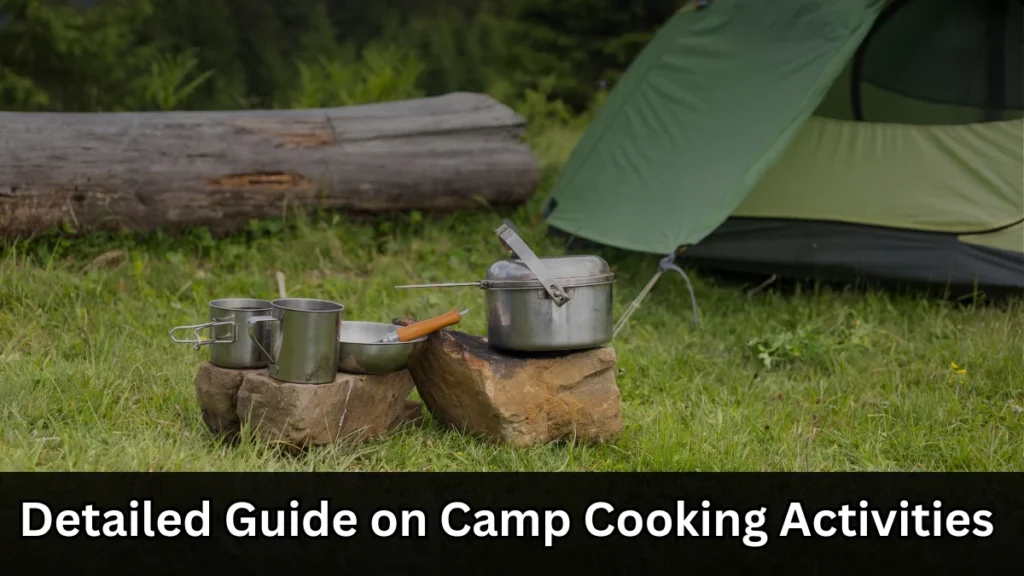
<box><xmin>1</xmin><ymin>473</ymin><xmax>1020</xmax><ymax>573</ymax></box>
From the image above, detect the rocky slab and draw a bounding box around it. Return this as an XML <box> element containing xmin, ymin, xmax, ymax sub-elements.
<box><xmin>235</xmin><ymin>369</ymin><xmax>419</xmax><ymax>448</ymax></box>
<box><xmin>397</xmin><ymin>319</ymin><xmax>623</xmax><ymax>446</ymax></box>
<box><xmin>194</xmin><ymin>362</ymin><xmax>247</xmax><ymax>438</ymax></box>
<box><xmin>194</xmin><ymin>362</ymin><xmax>420</xmax><ymax>447</ymax></box>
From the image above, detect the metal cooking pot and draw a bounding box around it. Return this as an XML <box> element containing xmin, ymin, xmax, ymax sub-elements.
<box><xmin>396</xmin><ymin>224</ymin><xmax>614</xmax><ymax>352</ymax></box>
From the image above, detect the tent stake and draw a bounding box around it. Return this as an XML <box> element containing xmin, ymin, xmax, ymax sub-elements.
<box><xmin>612</xmin><ymin>251</ymin><xmax>700</xmax><ymax>339</ymax></box>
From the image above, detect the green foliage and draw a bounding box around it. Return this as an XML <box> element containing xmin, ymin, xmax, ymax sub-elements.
<box><xmin>497</xmin><ymin>0</ymin><xmax>683</xmax><ymax>110</ymax></box>
<box><xmin>515</xmin><ymin>76</ymin><xmax>575</xmax><ymax>138</ymax></box>
<box><xmin>136</xmin><ymin>0</ymin><xmax>246</xmax><ymax>109</ymax></box>
<box><xmin>384</xmin><ymin>3</ymin><xmax>505</xmax><ymax>98</ymax></box>
<box><xmin>285</xmin><ymin>44</ymin><xmax>425</xmax><ymax>109</ymax></box>
<box><xmin>0</xmin><ymin>65</ymin><xmax>49</xmax><ymax>109</ymax></box>
<box><xmin>0</xmin><ymin>0</ymin><xmax>157</xmax><ymax>111</ymax></box>
<box><xmin>0</xmin><ymin>0</ymin><xmax>671</xmax><ymax>114</ymax></box>
<box><xmin>139</xmin><ymin>48</ymin><xmax>213</xmax><ymax>111</ymax></box>
<box><xmin>747</xmin><ymin>310</ymin><xmax>876</xmax><ymax>370</ymax></box>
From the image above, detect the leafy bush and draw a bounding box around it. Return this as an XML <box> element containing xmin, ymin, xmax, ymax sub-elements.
<box><xmin>496</xmin><ymin>0</ymin><xmax>683</xmax><ymax>110</ymax></box>
<box><xmin>0</xmin><ymin>0</ymin><xmax>157</xmax><ymax>111</ymax></box>
<box><xmin>139</xmin><ymin>49</ymin><xmax>213</xmax><ymax>111</ymax></box>
<box><xmin>285</xmin><ymin>44</ymin><xmax>425</xmax><ymax>108</ymax></box>
<box><xmin>388</xmin><ymin>4</ymin><xmax>498</xmax><ymax>97</ymax></box>
<box><xmin>0</xmin><ymin>0</ymin><xmax>672</xmax><ymax>117</ymax></box>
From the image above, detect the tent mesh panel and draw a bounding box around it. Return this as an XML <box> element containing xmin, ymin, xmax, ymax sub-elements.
<box><xmin>827</xmin><ymin>0</ymin><xmax>1023</xmax><ymax>124</ymax></box>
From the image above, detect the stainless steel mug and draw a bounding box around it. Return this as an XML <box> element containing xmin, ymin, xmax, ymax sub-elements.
<box><xmin>169</xmin><ymin>298</ymin><xmax>274</xmax><ymax>369</ymax></box>
<box><xmin>247</xmin><ymin>298</ymin><xmax>344</xmax><ymax>384</ymax></box>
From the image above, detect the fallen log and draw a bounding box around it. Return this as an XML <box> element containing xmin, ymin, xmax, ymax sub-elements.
<box><xmin>0</xmin><ymin>92</ymin><xmax>539</xmax><ymax>238</ymax></box>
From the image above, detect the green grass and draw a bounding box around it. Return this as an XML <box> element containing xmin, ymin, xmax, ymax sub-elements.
<box><xmin>1</xmin><ymin>128</ymin><xmax>1022</xmax><ymax>471</ymax></box>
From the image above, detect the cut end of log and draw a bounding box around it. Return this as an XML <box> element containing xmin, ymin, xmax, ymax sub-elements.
<box><xmin>205</xmin><ymin>172</ymin><xmax>313</xmax><ymax>190</ymax></box>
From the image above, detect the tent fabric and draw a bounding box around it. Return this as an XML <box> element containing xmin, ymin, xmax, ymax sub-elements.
<box><xmin>857</xmin><ymin>0</ymin><xmax>1023</xmax><ymax>114</ymax></box>
<box><xmin>730</xmin><ymin>116</ymin><xmax>1024</xmax><ymax>234</ymax></box>
<box><xmin>959</xmin><ymin>222</ymin><xmax>1024</xmax><ymax>254</ymax></box>
<box><xmin>544</xmin><ymin>0</ymin><xmax>886</xmax><ymax>255</ymax></box>
<box><xmin>816</xmin><ymin>64</ymin><xmax>1024</xmax><ymax>125</ymax></box>
<box><xmin>682</xmin><ymin>218</ymin><xmax>1024</xmax><ymax>292</ymax></box>
<box><xmin>814</xmin><ymin>0</ymin><xmax>1024</xmax><ymax>125</ymax></box>
<box><xmin>542</xmin><ymin>0</ymin><xmax>1024</xmax><ymax>291</ymax></box>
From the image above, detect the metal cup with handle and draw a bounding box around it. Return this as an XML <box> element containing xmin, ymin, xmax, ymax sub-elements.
<box><xmin>169</xmin><ymin>298</ymin><xmax>274</xmax><ymax>369</ymax></box>
<box><xmin>247</xmin><ymin>298</ymin><xmax>344</xmax><ymax>384</ymax></box>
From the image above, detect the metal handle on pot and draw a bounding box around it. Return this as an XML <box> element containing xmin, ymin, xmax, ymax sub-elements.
<box><xmin>169</xmin><ymin>320</ymin><xmax>235</xmax><ymax>351</ymax></box>
<box><xmin>494</xmin><ymin>223</ymin><xmax>571</xmax><ymax>306</ymax></box>
<box><xmin>247</xmin><ymin>316</ymin><xmax>279</xmax><ymax>364</ymax></box>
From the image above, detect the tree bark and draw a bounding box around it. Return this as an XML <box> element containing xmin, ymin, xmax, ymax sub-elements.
<box><xmin>0</xmin><ymin>92</ymin><xmax>539</xmax><ymax>238</ymax></box>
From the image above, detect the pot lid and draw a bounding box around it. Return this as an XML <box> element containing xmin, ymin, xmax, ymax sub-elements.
<box><xmin>484</xmin><ymin>255</ymin><xmax>614</xmax><ymax>288</ymax></box>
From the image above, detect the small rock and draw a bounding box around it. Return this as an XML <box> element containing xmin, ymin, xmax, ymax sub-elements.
<box><xmin>236</xmin><ymin>370</ymin><xmax>417</xmax><ymax>447</ymax></box>
<box><xmin>397</xmin><ymin>319</ymin><xmax>622</xmax><ymax>447</ymax></box>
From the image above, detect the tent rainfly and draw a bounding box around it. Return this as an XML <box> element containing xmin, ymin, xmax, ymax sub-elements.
<box><xmin>541</xmin><ymin>0</ymin><xmax>1024</xmax><ymax>327</ymax></box>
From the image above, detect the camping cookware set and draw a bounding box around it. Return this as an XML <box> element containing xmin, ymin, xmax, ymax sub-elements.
<box><xmin>171</xmin><ymin>299</ymin><xmax>467</xmax><ymax>383</ymax></box>
<box><xmin>170</xmin><ymin>223</ymin><xmax>615</xmax><ymax>383</ymax></box>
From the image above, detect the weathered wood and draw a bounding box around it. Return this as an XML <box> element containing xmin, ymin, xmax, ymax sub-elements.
<box><xmin>0</xmin><ymin>92</ymin><xmax>539</xmax><ymax>237</ymax></box>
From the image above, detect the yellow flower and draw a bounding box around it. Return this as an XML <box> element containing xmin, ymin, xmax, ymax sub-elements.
<box><xmin>950</xmin><ymin>362</ymin><xmax>967</xmax><ymax>376</ymax></box>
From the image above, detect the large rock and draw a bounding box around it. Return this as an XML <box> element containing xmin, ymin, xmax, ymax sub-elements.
<box><xmin>194</xmin><ymin>362</ymin><xmax>248</xmax><ymax>438</ymax></box>
<box><xmin>236</xmin><ymin>370</ymin><xmax>419</xmax><ymax>447</ymax></box>
<box><xmin>397</xmin><ymin>320</ymin><xmax>622</xmax><ymax>446</ymax></box>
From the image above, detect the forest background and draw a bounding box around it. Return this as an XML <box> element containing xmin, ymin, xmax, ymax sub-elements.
<box><xmin>0</xmin><ymin>0</ymin><xmax>684</xmax><ymax>120</ymax></box>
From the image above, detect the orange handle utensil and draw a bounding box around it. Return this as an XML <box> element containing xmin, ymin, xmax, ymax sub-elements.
<box><xmin>378</xmin><ymin>308</ymin><xmax>469</xmax><ymax>343</ymax></box>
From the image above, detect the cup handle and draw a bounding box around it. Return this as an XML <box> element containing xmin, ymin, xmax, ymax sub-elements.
<box><xmin>169</xmin><ymin>321</ymin><xmax>214</xmax><ymax>344</ymax></box>
<box><xmin>170</xmin><ymin>320</ymin><xmax>235</xmax><ymax>352</ymax></box>
<box><xmin>201</xmin><ymin>320</ymin><xmax>236</xmax><ymax>345</ymax></box>
<box><xmin>247</xmin><ymin>316</ymin><xmax>279</xmax><ymax>364</ymax></box>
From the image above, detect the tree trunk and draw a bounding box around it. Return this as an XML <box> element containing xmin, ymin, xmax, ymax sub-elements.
<box><xmin>0</xmin><ymin>92</ymin><xmax>539</xmax><ymax>238</ymax></box>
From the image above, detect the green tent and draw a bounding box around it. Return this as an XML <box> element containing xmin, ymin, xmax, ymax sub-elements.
<box><xmin>543</xmin><ymin>0</ymin><xmax>1024</xmax><ymax>294</ymax></box>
